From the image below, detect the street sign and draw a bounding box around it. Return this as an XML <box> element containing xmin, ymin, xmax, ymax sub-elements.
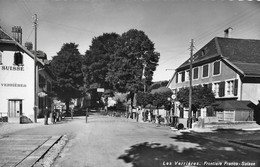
<box><xmin>38</xmin><ymin>92</ymin><xmax>47</xmax><ymax>97</ymax></box>
<box><xmin>97</xmin><ymin>88</ymin><xmax>104</xmax><ymax>92</ymax></box>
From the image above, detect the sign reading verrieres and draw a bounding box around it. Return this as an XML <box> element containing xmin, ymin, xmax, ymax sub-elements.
<box><xmin>1</xmin><ymin>65</ymin><xmax>27</xmax><ymax>87</ymax></box>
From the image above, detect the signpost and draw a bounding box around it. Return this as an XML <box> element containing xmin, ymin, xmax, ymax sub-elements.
<box><xmin>97</xmin><ymin>88</ymin><xmax>104</xmax><ymax>93</ymax></box>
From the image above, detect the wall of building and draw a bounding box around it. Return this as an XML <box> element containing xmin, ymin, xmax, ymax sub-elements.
<box><xmin>235</xmin><ymin>110</ymin><xmax>253</xmax><ymax>121</ymax></box>
<box><xmin>169</xmin><ymin>60</ymin><xmax>238</xmax><ymax>90</ymax></box>
<box><xmin>242</xmin><ymin>83</ymin><xmax>260</xmax><ymax>104</ymax></box>
<box><xmin>0</xmin><ymin>51</ymin><xmax>34</xmax><ymax>121</ymax></box>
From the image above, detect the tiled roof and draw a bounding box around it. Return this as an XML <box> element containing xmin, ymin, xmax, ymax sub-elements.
<box><xmin>177</xmin><ymin>37</ymin><xmax>260</xmax><ymax>77</ymax></box>
<box><xmin>214</xmin><ymin>100</ymin><xmax>252</xmax><ymax>110</ymax></box>
<box><xmin>233</xmin><ymin>62</ymin><xmax>260</xmax><ymax>76</ymax></box>
<box><xmin>217</xmin><ymin>37</ymin><xmax>260</xmax><ymax>64</ymax></box>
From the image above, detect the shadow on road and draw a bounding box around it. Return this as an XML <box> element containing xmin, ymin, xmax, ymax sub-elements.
<box><xmin>118</xmin><ymin>132</ymin><xmax>260</xmax><ymax>167</ymax></box>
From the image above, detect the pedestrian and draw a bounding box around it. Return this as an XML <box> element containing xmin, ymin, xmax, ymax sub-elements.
<box><xmin>56</xmin><ymin>109</ymin><xmax>60</xmax><ymax>122</ymax></box>
<box><xmin>71</xmin><ymin>108</ymin><xmax>74</xmax><ymax>119</ymax></box>
<box><xmin>136</xmin><ymin>107</ymin><xmax>139</xmax><ymax>122</ymax></box>
<box><xmin>52</xmin><ymin>110</ymin><xmax>56</xmax><ymax>124</ymax></box>
<box><xmin>86</xmin><ymin>108</ymin><xmax>89</xmax><ymax>123</ymax></box>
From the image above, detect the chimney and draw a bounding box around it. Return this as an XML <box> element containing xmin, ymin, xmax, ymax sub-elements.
<box><xmin>224</xmin><ymin>27</ymin><xmax>233</xmax><ymax>38</ymax></box>
<box><xmin>25</xmin><ymin>42</ymin><xmax>33</xmax><ymax>51</ymax></box>
<box><xmin>11</xmin><ymin>26</ymin><xmax>22</xmax><ymax>44</ymax></box>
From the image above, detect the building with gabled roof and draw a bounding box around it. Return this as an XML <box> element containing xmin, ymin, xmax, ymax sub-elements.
<box><xmin>0</xmin><ymin>26</ymin><xmax>55</xmax><ymax>123</ymax></box>
<box><xmin>167</xmin><ymin>30</ymin><xmax>260</xmax><ymax>123</ymax></box>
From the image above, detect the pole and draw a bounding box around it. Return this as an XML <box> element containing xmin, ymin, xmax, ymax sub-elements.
<box><xmin>188</xmin><ymin>39</ymin><xmax>194</xmax><ymax>128</ymax></box>
<box><xmin>142</xmin><ymin>62</ymin><xmax>146</xmax><ymax>92</ymax></box>
<box><xmin>33</xmin><ymin>14</ymin><xmax>38</xmax><ymax>123</ymax></box>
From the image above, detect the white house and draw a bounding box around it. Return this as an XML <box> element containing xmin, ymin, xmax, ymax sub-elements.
<box><xmin>0</xmin><ymin>27</ymin><xmax>54</xmax><ymax>123</ymax></box>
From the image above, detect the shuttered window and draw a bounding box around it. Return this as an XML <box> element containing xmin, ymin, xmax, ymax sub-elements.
<box><xmin>193</xmin><ymin>67</ymin><xmax>199</xmax><ymax>79</ymax></box>
<box><xmin>186</xmin><ymin>70</ymin><xmax>190</xmax><ymax>81</ymax></box>
<box><xmin>14</xmin><ymin>52</ymin><xmax>23</xmax><ymax>66</ymax></box>
<box><xmin>213</xmin><ymin>83</ymin><xmax>220</xmax><ymax>97</ymax></box>
<box><xmin>219</xmin><ymin>81</ymin><xmax>225</xmax><ymax>97</ymax></box>
<box><xmin>208</xmin><ymin>83</ymin><xmax>212</xmax><ymax>90</ymax></box>
<box><xmin>202</xmin><ymin>64</ymin><xmax>209</xmax><ymax>78</ymax></box>
<box><xmin>181</xmin><ymin>71</ymin><xmax>185</xmax><ymax>82</ymax></box>
<box><xmin>234</xmin><ymin>79</ymin><xmax>238</xmax><ymax>96</ymax></box>
<box><xmin>213</xmin><ymin>61</ymin><xmax>221</xmax><ymax>75</ymax></box>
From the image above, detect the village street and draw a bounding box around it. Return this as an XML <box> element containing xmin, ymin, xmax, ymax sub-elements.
<box><xmin>0</xmin><ymin>113</ymin><xmax>260</xmax><ymax>167</ymax></box>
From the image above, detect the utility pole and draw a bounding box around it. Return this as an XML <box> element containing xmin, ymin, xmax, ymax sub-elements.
<box><xmin>142</xmin><ymin>62</ymin><xmax>146</xmax><ymax>92</ymax></box>
<box><xmin>188</xmin><ymin>39</ymin><xmax>194</xmax><ymax>128</ymax></box>
<box><xmin>33</xmin><ymin>14</ymin><xmax>38</xmax><ymax>123</ymax></box>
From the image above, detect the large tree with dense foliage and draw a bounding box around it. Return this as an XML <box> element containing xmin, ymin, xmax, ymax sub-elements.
<box><xmin>176</xmin><ymin>85</ymin><xmax>215</xmax><ymax>109</ymax></box>
<box><xmin>50</xmin><ymin>43</ymin><xmax>84</xmax><ymax>112</ymax></box>
<box><xmin>136</xmin><ymin>87</ymin><xmax>172</xmax><ymax>110</ymax></box>
<box><xmin>152</xmin><ymin>89</ymin><xmax>173</xmax><ymax>110</ymax></box>
<box><xmin>83</xmin><ymin>33</ymin><xmax>120</xmax><ymax>90</ymax></box>
<box><xmin>106</xmin><ymin>29</ymin><xmax>160</xmax><ymax>94</ymax></box>
<box><xmin>136</xmin><ymin>92</ymin><xmax>153</xmax><ymax>107</ymax></box>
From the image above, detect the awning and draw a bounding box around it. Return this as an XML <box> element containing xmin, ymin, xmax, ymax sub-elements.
<box><xmin>214</xmin><ymin>100</ymin><xmax>252</xmax><ymax>111</ymax></box>
<box><xmin>144</xmin><ymin>104</ymin><xmax>157</xmax><ymax>109</ymax></box>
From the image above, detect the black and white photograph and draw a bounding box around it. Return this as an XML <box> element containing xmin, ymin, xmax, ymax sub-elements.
<box><xmin>0</xmin><ymin>0</ymin><xmax>260</xmax><ymax>167</ymax></box>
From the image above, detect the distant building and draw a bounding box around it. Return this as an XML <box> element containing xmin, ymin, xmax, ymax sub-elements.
<box><xmin>167</xmin><ymin>28</ymin><xmax>260</xmax><ymax>123</ymax></box>
<box><xmin>0</xmin><ymin>27</ymin><xmax>55</xmax><ymax>123</ymax></box>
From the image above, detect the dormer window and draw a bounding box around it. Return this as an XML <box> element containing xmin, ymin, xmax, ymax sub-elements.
<box><xmin>201</xmin><ymin>47</ymin><xmax>209</xmax><ymax>57</ymax></box>
<box><xmin>202</xmin><ymin>49</ymin><xmax>205</xmax><ymax>56</ymax></box>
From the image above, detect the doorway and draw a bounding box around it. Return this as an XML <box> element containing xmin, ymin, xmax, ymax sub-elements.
<box><xmin>8</xmin><ymin>100</ymin><xmax>22</xmax><ymax>123</ymax></box>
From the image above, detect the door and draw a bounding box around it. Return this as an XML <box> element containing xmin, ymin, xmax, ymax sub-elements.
<box><xmin>8</xmin><ymin>100</ymin><xmax>22</xmax><ymax>118</ymax></box>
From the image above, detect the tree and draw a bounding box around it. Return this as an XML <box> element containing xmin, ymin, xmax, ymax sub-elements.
<box><xmin>83</xmin><ymin>33</ymin><xmax>120</xmax><ymax>90</ymax></box>
<box><xmin>106</xmin><ymin>29</ymin><xmax>160</xmax><ymax>94</ymax></box>
<box><xmin>152</xmin><ymin>90</ymin><xmax>173</xmax><ymax>110</ymax></box>
<box><xmin>136</xmin><ymin>92</ymin><xmax>153</xmax><ymax>107</ymax></box>
<box><xmin>50</xmin><ymin>43</ymin><xmax>84</xmax><ymax>113</ymax></box>
<box><xmin>176</xmin><ymin>85</ymin><xmax>215</xmax><ymax>110</ymax></box>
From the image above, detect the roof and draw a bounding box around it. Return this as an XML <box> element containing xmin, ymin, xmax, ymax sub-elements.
<box><xmin>0</xmin><ymin>27</ymin><xmax>45</xmax><ymax>66</ymax></box>
<box><xmin>177</xmin><ymin>37</ymin><xmax>260</xmax><ymax>77</ymax></box>
<box><xmin>0</xmin><ymin>28</ymin><xmax>12</xmax><ymax>40</ymax></box>
<box><xmin>0</xmin><ymin>27</ymin><xmax>35</xmax><ymax>59</ymax></box>
<box><xmin>214</xmin><ymin>100</ymin><xmax>252</xmax><ymax>111</ymax></box>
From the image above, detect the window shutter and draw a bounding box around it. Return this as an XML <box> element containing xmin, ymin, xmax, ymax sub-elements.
<box><xmin>0</xmin><ymin>52</ymin><xmax>2</xmax><ymax>64</ymax></box>
<box><xmin>203</xmin><ymin>64</ymin><xmax>209</xmax><ymax>77</ymax></box>
<box><xmin>176</xmin><ymin>73</ymin><xmax>178</xmax><ymax>83</ymax></box>
<box><xmin>14</xmin><ymin>52</ymin><xmax>23</xmax><ymax>65</ymax></box>
<box><xmin>14</xmin><ymin>52</ymin><xmax>18</xmax><ymax>65</ymax></box>
<box><xmin>219</xmin><ymin>81</ymin><xmax>225</xmax><ymax>97</ymax></box>
<box><xmin>234</xmin><ymin>79</ymin><xmax>238</xmax><ymax>96</ymax></box>
<box><xmin>181</xmin><ymin>71</ymin><xmax>185</xmax><ymax>82</ymax></box>
<box><xmin>208</xmin><ymin>83</ymin><xmax>212</xmax><ymax>90</ymax></box>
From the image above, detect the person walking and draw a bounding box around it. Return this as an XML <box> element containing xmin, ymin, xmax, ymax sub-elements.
<box><xmin>136</xmin><ymin>107</ymin><xmax>140</xmax><ymax>122</ymax></box>
<box><xmin>52</xmin><ymin>110</ymin><xmax>56</xmax><ymax>124</ymax></box>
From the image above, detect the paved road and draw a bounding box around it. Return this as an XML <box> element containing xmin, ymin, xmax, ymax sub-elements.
<box><xmin>3</xmin><ymin>113</ymin><xmax>260</xmax><ymax>167</ymax></box>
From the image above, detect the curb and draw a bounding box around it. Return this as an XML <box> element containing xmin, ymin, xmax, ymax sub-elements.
<box><xmin>229</xmin><ymin>140</ymin><xmax>260</xmax><ymax>149</ymax></box>
<box><xmin>16</xmin><ymin>135</ymin><xmax>62</xmax><ymax>167</ymax></box>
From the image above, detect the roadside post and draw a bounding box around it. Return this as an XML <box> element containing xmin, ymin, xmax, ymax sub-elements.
<box><xmin>84</xmin><ymin>93</ymin><xmax>91</xmax><ymax>123</ymax></box>
<box><xmin>86</xmin><ymin>108</ymin><xmax>88</xmax><ymax>123</ymax></box>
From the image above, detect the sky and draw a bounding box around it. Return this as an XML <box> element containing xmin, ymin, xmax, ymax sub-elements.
<box><xmin>0</xmin><ymin>0</ymin><xmax>260</xmax><ymax>82</ymax></box>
